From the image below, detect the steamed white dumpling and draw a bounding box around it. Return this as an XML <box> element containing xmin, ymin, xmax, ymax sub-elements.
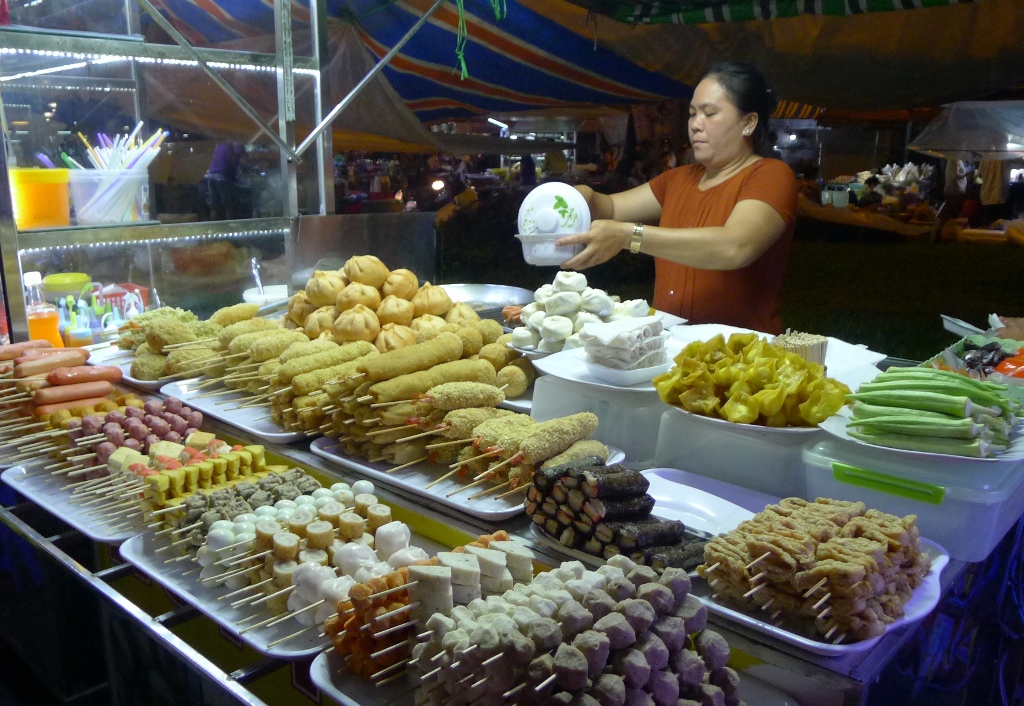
<box><xmin>619</xmin><ymin>299</ymin><xmax>650</xmax><ymax>317</ymax></box>
<box><xmin>545</xmin><ymin>291</ymin><xmax>581</xmax><ymax>317</ymax></box>
<box><xmin>533</xmin><ymin>284</ymin><xmax>555</xmax><ymax>306</ymax></box>
<box><xmin>540</xmin><ymin>315</ymin><xmax>573</xmax><ymax>342</ymax></box>
<box><xmin>520</xmin><ymin>302</ymin><xmax>542</xmax><ymax>319</ymax></box>
<box><xmin>511</xmin><ymin>327</ymin><xmax>540</xmax><ymax>350</ymax></box>
<box><xmin>537</xmin><ymin>338</ymin><xmax>565</xmax><ymax>353</ymax></box>
<box><xmin>580</xmin><ymin>288</ymin><xmax>614</xmax><ymax>316</ymax></box>
<box><xmin>574</xmin><ymin>311</ymin><xmax>602</xmax><ymax>333</ymax></box>
<box><xmin>562</xmin><ymin>333</ymin><xmax>583</xmax><ymax>350</ymax></box>
<box><xmin>553</xmin><ymin>271</ymin><xmax>588</xmax><ymax>293</ymax></box>
<box><xmin>526</xmin><ymin>310</ymin><xmax>547</xmax><ymax>331</ymax></box>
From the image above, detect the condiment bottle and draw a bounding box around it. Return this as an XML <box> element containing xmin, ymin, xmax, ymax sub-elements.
<box><xmin>23</xmin><ymin>271</ymin><xmax>64</xmax><ymax>347</ymax></box>
<box><xmin>63</xmin><ymin>304</ymin><xmax>94</xmax><ymax>347</ymax></box>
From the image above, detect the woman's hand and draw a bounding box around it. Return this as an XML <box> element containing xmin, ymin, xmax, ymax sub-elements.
<box><xmin>556</xmin><ymin>219</ymin><xmax>632</xmax><ymax>270</ymax></box>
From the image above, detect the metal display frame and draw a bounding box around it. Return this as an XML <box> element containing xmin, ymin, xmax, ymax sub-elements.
<box><xmin>0</xmin><ymin>3</ymin><xmax>332</xmax><ymax>342</ymax></box>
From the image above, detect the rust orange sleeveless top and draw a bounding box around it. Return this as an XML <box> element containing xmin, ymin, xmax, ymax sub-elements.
<box><xmin>647</xmin><ymin>159</ymin><xmax>797</xmax><ymax>334</ymax></box>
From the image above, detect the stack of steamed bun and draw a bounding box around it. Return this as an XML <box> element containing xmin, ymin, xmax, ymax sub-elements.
<box><xmin>508</xmin><ymin>272</ymin><xmax>651</xmax><ymax>354</ymax></box>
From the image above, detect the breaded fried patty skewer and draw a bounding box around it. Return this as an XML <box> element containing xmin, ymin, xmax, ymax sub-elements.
<box><xmin>353</xmin><ymin>333</ymin><xmax>463</xmax><ymax>383</ymax></box>
<box><xmin>370</xmin><ymin>381</ymin><xmax>504</xmax><ymax>410</ymax></box>
<box><xmin>364</xmin><ymin>359</ymin><xmax>495</xmax><ymax>404</ymax></box>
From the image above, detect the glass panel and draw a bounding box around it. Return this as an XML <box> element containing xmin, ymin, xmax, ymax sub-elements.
<box><xmin>18</xmin><ymin>228</ymin><xmax>290</xmax><ymax>324</ymax></box>
<box><xmin>7</xmin><ymin>0</ymin><xmax>133</xmax><ymax>37</ymax></box>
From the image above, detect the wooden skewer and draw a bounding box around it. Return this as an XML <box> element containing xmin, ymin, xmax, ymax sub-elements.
<box><xmin>802</xmin><ymin>577</ymin><xmax>829</xmax><ymax>598</ymax></box>
<box><xmin>371</xmin><ymin>639</ymin><xmax>414</xmax><ymax>661</ymax></box>
<box><xmin>743</xmin><ymin>582</ymin><xmax>767</xmax><ymax>599</ymax></box>
<box><xmin>237</xmin><ymin>610</ymin><xmax>290</xmax><ymax>634</ymax></box>
<box><xmin>704</xmin><ymin>562</ymin><xmax>722</xmax><ymax>573</ymax></box>
<box><xmin>493</xmin><ymin>484</ymin><xmax>528</xmax><ymax>501</ymax></box>
<box><xmin>392</xmin><ymin>428</ymin><xmax>443</xmax><ymax>444</ymax></box>
<box><xmin>370</xmin><ymin>658</ymin><xmax>411</xmax><ymax>682</ymax></box>
<box><xmin>66</xmin><ymin>464</ymin><xmax>109</xmax><ymax>477</ymax></box>
<box><xmin>248</xmin><ymin>585</ymin><xmax>294</xmax><ymax>608</ymax></box>
<box><xmin>535</xmin><ymin>673</ymin><xmax>558</xmax><ymax>694</ymax></box>
<box><xmin>356</xmin><ymin>395</ymin><xmax>373</xmax><ymax>403</ymax></box>
<box><xmin>745</xmin><ymin>552</ymin><xmax>771</xmax><ymax>570</ymax></box>
<box><xmin>369</xmin><ymin>397</ymin><xmax>420</xmax><ymax>409</ymax></box>
<box><xmin>360</xmin><ymin>602</ymin><xmax>419</xmax><ymax>631</ymax></box>
<box><xmin>446</xmin><ymin>475</ymin><xmax>493</xmax><ymax>498</ymax></box>
<box><xmin>265</xmin><ymin>624</ymin><xmax>318</xmax><ymax>648</ymax></box>
<box><xmin>156</xmin><ymin>534</ymin><xmax>195</xmax><ymax>553</ymax></box>
<box><xmin>811</xmin><ymin>592</ymin><xmax>831</xmax><ymax>611</ymax></box>
<box><xmin>817</xmin><ymin>607</ymin><xmax>831</xmax><ymax>620</ymax></box>
<box><xmin>448</xmin><ymin>448</ymin><xmax>500</xmax><ymax>469</ymax></box>
<box><xmin>155</xmin><ymin>520</ymin><xmax>201</xmax><ymax>538</ymax></box>
<box><xmin>423</xmin><ymin>467</ymin><xmax>463</xmax><ymax>489</ymax></box>
<box><xmin>833</xmin><ymin>633</ymin><xmax>846</xmax><ymax>645</ymax></box>
<box><xmin>824</xmin><ymin>625</ymin><xmax>838</xmax><ymax>640</ymax></box>
<box><xmin>385</xmin><ymin>456</ymin><xmax>428</xmax><ymax>474</ymax></box>
<box><xmin>218</xmin><ymin>578</ymin><xmax>273</xmax><ymax>601</ymax></box>
<box><xmin>221</xmin><ymin>548</ymin><xmax>272</xmax><ymax>568</ymax></box>
<box><xmin>264</xmin><ymin>599</ymin><xmax>324</xmax><ymax>629</ymax></box>
<box><xmin>371</xmin><ymin>618</ymin><xmax>417</xmax><ymax>640</ymax></box>
<box><xmin>162</xmin><ymin>338</ymin><xmax>217</xmax><ymax>350</ymax></box>
<box><xmin>750</xmin><ymin>571</ymin><xmax>767</xmax><ymax>583</ymax></box>
<box><xmin>468</xmin><ymin>481</ymin><xmax>510</xmax><ymax>501</ymax></box>
<box><xmin>503</xmin><ymin>684</ymin><xmax>526</xmax><ymax>700</ymax></box>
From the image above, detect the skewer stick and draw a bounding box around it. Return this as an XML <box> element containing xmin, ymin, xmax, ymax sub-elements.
<box><xmin>811</xmin><ymin>592</ymin><xmax>831</xmax><ymax>611</ymax></box>
<box><xmin>392</xmin><ymin>428</ymin><xmax>443</xmax><ymax>444</ymax></box>
<box><xmin>817</xmin><ymin>607</ymin><xmax>831</xmax><ymax>620</ymax></box>
<box><xmin>743</xmin><ymin>582</ymin><xmax>767</xmax><ymax>599</ymax></box>
<box><xmin>67</xmin><ymin>464</ymin><xmax>109</xmax><ymax>477</ymax></box>
<box><xmin>361</xmin><ymin>602</ymin><xmax>419</xmax><ymax>631</ymax></box>
<box><xmin>493</xmin><ymin>484</ymin><xmax>528</xmax><ymax>501</ymax></box>
<box><xmin>370</xmin><ymin>398</ymin><xmax>420</xmax><ymax>409</ymax></box>
<box><xmin>156</xmin><ymin>534</ymin><xmax>195</xmax><ymax>553</ymax></box>
<box><xmin>370</xmin><ymin>639</ymin><xmax>415</xmax><ymax>661</ymax></box>
<box><xmin>468</xmin><ymin>481</ymin><xmax>510</xmax><ymax>500</ymax></box>
<box><xmin>265</xmin><ymin>624</ymin><xmax>318</xmax><ymax>648</ymax></box>
<box><xmin>356</xmin><ymin>395</ymin><xmax>373</xmax><ymax>403</ymax></box>
<box><xmin>237</xmin><ymin>612</ymin><xmax>287</xmax><ymax>634</ymax></box>
<box><xmin>372</xmin><ymin>619</ymin><xmax>417</xmax><ymax>639</ymax></box>
<box><xmin>162</xmin><ymin>338</ymin><xmax>217</xmax><ymax>350</ymax></box>
<box><xmin>745</xmin><ymin>552</ymin><xmax>771</xmax><ymax>570</ymax></box>
<box><xmin>833</xmin><ymin>633</ymin><xmax>846</xmax><ymax>645</ymax></box>
<box><xmin>200</xmin><ymin>562</ymin><xmax>257</xmax><ymax>583</ymax></box>
<box><xmin>222</xmin><ymin>548</ymin><xmax>272</xmax><ymax>567</ymax></box>
<box><xmin>370</xmin><ymin>658</ymin><xmax>411</xmax><ymax>682</ymax></box>
<box><xmin>802</xmin><ymin>577</ymin><xmax>828</xmax><ymax>598</ymax></box>
<box><xmin>448</xmin><ymin>448</ymin><xmax>499</xmax><ymax>469</ymax></box>
<box><xmin>155</xmin><ymin>520</ymin><xmax>201</xmax><ymax>538</ymax></box>
<box><xmin>423</xmin><ymin>467</ymin><xmax>462</xmax><ymax>489</ymax></box>
<box><xmin>219</xmin><ymin>578</ymin><xmax>273</xmax><ymax>601</ymax></box>
<box><xmin>385</xmin><ymin>456</ymin><xmax>428</xmax><ymax>474</ymax></box>
<box><xmin>445</xmin><ymin>475</ymin><xmax>493</xmax><ymax>498</ymax></box>
<box><xmin>704</xmin><ymin>562</ymin><xmax>721</xmax><ymax>573</ymax></box>
<box><xmin>264</xmin><ymin>599</ymin><xmax>324</xmax><ymax>628</ymax></box>
<box><xmin>750</xmin><ymin>571</ymin><xmax>767</xmax><ymax>583</ymax></box>
<box><xmin>535</xmin><ymin>674</ymin><xmax>558</xmax><ymax>694</ymax></box>
<box><xmin>824</xmin><ymin>625</ymin><xmax>838</xmax><ymax>640</ymax></box>
<box><xmin>248</xmin><ymin>585</ymin><xmax>294</xmax><ymax>608</ymax></box>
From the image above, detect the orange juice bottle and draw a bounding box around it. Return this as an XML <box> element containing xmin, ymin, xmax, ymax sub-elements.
<box><xmin>23</xmin><ymin>271</ymin><xmax>64</xmax><ymax>347</ymax></box>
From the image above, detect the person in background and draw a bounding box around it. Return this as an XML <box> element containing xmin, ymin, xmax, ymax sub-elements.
<box><xmin>204</xmin><ymin>142</ymin><xmax>245</xmax><ymax>220</ymax></box>
<box><xmin>995</xmin><ymin>317</ymin><xmax>1024</xmax><ymax>341</ymax></box>
<box><xmin>558</xmin><ymin>61</ymin><xmax>797</xmax><ymax>334</ymax></box>
<box><xmin>978</xmin><ymin>159</ymin><xmax>1012</xmax><ymax>224</ymax></box>
<box><xmin>857</xmin><ymin>176</ymin><xmax>884</xmax><ymax>208</ymax></box>
<box><xmin>941</xmin><ymin>157</ymin><xmax>968</xmax><ymax>222</ymax></box>
<box><xmin>520</xmin><ymin>153</ymin><xmax>537</xmax><ymax>186</ymax></box>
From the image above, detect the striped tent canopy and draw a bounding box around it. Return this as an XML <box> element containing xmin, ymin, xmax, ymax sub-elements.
<box><xmin>576</xmin><ymin>0</ymin><xmax>987</xmax><ymax>25</ymax></box>
<box><xmin>772</xmin><ymin>100</ymin><xmax>822</xmax><ymax>121</ymax></box>
<box><xmin>147</xmin><ymin>0</ymin><xmax>694</xmax><ymax>124</ymax></box>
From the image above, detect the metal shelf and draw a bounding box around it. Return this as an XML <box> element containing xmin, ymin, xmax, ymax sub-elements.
<box><xmin>16</xmin><ymin>217</ymin><xmax>294</xmax><ymax>252</ymax></box>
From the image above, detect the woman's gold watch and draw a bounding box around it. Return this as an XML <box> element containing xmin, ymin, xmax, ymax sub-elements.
<box><xmin>629</xmin><ymin>223</ymin><xmax>645</xmax><ymax>254</ymax></box>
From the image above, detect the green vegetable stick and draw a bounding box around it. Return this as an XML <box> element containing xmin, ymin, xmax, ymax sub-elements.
<box><xmin>846</xmin><ymin>390</ymin><xmax>973</xmax><ymax>417</ymax></box>
<box><xmin>847</xmin><ymin>430</ymin><xmax>992</xmax><ymax>458</ymax></box>
<box><xmin>847</xmin><ymin>416</ymin><xmax>982</xmax><ymax>439</ymax></box>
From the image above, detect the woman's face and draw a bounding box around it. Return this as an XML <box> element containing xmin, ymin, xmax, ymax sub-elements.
<box><xmin>688</xmin><ymin>77</ymin><xmax>756</xmax><ymax>169</ymax></box>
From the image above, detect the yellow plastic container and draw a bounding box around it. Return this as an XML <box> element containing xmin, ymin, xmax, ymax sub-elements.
<box><xmin>9</xmin><ymin>168</ymin><xmax>71</xmax><ymax>230</ymax></box>
<box><xmin>43</xmin><ymin>272</ymin><xmax>92</xmax><ymax>302</ymax></box>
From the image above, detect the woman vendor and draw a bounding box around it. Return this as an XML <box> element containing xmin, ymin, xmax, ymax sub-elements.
<box><xmin>558</xmin><ymin>62</ymin><xmax>797</xmax><ymax>334</ymax></box>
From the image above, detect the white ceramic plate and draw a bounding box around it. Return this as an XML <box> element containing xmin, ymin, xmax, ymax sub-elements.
<box><xmin>498</xmin><ymin>382</ymin><xmax>533</xmax><ymax>414</ymax></box>
<box><xmin>583</xmin><ymin>357</ymin><xmax>673</xmax><ymax>387</ymax></box>
<box><xmin>506</xmin><ymin>342</ymin><xmax>554</xmax><ymax>361</ymax></box>
<box><xmin>660</xmin><ymin>405</ymin><xmax>824</xmax><ymax>446</ymax></box>
<box><xmin>529</xmin><ymin>468</ymin><xmax>748</xmax><ymax>569</ymax></box>
<box><xmin>161</xmin><ymin>380</ymin><xmax>306</xmax><ymax>444</ymax></box>
<box><xmin>2</xmin><ymin>466</ymin><xmax>139</xmax><ymax>545</ymax></box>
<box><xmin>820</xmin><ymin>410</ymin><xmax>1024</xmax><ymax>463</ymax></box>
<box><xmin>88</xmin><ymin>343</ymin><xmax>190</xmax><ymax>392</ymax></box>
<box><xmin>534</xmin><ymin>342</ymin><xmax>682</xmax><ymax>394</ymax></box>
<box><xmin>694</xmin><ymin>538</ymin><xmax>949</xmax><ymax>657</ymax></box>
<box><xmin>308</xmin><ymin>438</ymin><xmax>622</xmax><ymax>523</ymax></box>
<box><xmin>642</xmin><ymin>468</ymin><xmax>755</xmax><ymax>534</ymax></box>
<box><xmin>119</xmin><ymin>531</ymin><xmax>445</xmax><ymax>661</ymax></box>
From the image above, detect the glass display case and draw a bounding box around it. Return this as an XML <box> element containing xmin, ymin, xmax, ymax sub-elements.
<box><xmin>0</xmin><ymin>0</ymin><xmax>334</xmax><ymax>342</ymax></box>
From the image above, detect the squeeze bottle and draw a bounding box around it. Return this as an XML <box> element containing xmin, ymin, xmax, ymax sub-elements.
<box><xmin>24</xmin><ymin>271</ymin><xmax>64</xmax><ymax>347</ymax></box>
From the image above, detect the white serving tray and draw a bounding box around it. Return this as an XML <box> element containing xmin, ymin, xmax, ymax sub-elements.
<box><xmin>88</xmin><ymin>343</ymin><xmax>198</xmax><ymax>392</ymax></box>
<box><xmin>308</xmin><ymin>640</ymin><xmax>797</xmax><ymax>706</ymax></box>
<box><xmin>820</xmin><ymin>410</ymin><xmax>1024</xmax><ymax>463</ymax></box>
<box><xmin>528</xmin><ymin>468</ymin><xmax>743</xmax><ymax>569</ymax></box>
<box><xmin>1</xmin><ymin>466</ymin><xmax>140</xmax><ymax>545</ymax></box>
<box><xmin>119</xmin><ymin>530</ymin><xmax>446</xmax><ymax>661</ymax></box>
<box><xmin>308</xmin><ymin>438</ymin><xmax>623</xmax><ymax>523</ymax></box>
<box><xmin>694</xmin><ymin>538</ymin><xmax>949</xmax><ymax>657</ymax></box>
<box><xmin>661</xmin><ymin>405</ymin><xmax>824</xmax><ymax>446</ymax></box>
<box><xmin>533</xmin><ymin>342</ymin><xmax>683</xmax><ymax>395</ymax></box>
<box><xmin>498</xmin><ymin>383</ymin><xmax>532</xmax><ymax>414</ymax></box>
<box><xmin>161</xmin><ymin>380</ymin><xmax>306</xmax><ymax>444</ymax></box>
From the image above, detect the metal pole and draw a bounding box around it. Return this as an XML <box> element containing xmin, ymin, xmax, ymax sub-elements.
<box><xmin>294</xmin><ymin>0</ymin><xmax>444</xmax><ymax>158</ymax></box>
<box><xmin>274</xmin><ymin>0</ymin><xmax>298</xmax><ymax>218</ymax></box>
<box><xmin>311</xmin><ymin>0</ymin><xmax>335</xmax><ymax>215</ymax></box>
<box><xmin>135</xmin><ymin>0</ymin><xmax>301</xmax><ymax>163</ymax></box>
